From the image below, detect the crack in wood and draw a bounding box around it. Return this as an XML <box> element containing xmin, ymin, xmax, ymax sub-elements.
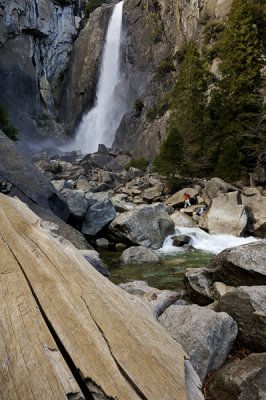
<box><xmin>3</xmin><ymin>238</ymin><xmax>92</xmax><ymax>400</ymax></box>
<box><xmin>81</xmin><ymin>295</ymin><xmax>148</xmax><ymax>400</ymax></box>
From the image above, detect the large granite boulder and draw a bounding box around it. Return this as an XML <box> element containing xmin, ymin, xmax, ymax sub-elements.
<box><xmin>202</xmin><ymin>177</ymin><xmax>239</xmax><ymax>204</ymax></box>
<box><xmin>109</xmin><ymin>203</ymin><xmax>175</xmax><ymax>249</ymax></box>
<box><xmin>159</xmin><ymin>304</ymin><xmax>238</xmax><ymax>381</ymax></box>
<box><xmin>0</xmin><ymin>131</ymin><xmax>69</xmax><ymax>221</ymax></box>
<box><xmin>170</xmin><ymin>211</ymin><xmax>197</xmax><ymax>227</ymax></box>
<box><xmin>214</xmin><ymin>286</ymin><xmax>266</xmax><ymax>351</ymax></box>
<box><xmin>241</xmin><ymin>187</ymin><xmax>266</xmax><ymax>238</ymax></box>
<box><xmin>199</xmin><ymin>192</ymin><xmax>249</xmax><ymax>236</ymax></box>
<box><xmin>209</xmin><ymin>240</ymin><xmax>266</xmax><ymax>287</ymax></box>
<box><xmin>208</xmin><ymin>353</ymin><xmax>266</xmax><ymax>400</ymax></box>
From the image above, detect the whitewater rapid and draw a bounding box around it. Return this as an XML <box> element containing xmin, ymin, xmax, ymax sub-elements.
<box><xmin>158</xmin><ymin>227</ymin><xmax>258</xmax><ymax>255</ymax></box>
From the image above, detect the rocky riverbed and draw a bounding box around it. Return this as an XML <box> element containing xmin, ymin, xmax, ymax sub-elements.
<box><xmin>1</xmin><ymin>134</ymin><xmax>266</xmax><ymax>399</ymax></box>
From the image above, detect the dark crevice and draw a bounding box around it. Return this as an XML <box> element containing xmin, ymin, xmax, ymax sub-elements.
<box><xmin>4</xmin><ymin>239</ymin><xmax>94</xmax><ymax>400</ymax></box>
<box><xmin>81</xmin><ymin>296</ymin><xmax>148</xmax><ymax>400</ymax></box>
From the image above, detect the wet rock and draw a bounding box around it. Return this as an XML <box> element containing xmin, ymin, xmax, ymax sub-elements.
<box><xmin>172</xmin><ymin>234</ymin><xmax>191</xmax><ymax>247</ymax></box>
<box><xmin>120</xmin><ymin>246</ymin><xmax>161</xmax><ymax>264</ymax></box>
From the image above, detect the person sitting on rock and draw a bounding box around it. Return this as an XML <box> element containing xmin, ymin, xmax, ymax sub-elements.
<box><xmin>184</xmin><ymin>192</ymin><xmax>191</xmax><ymax>208</ymax></box>
<box><xmin>196</xmin><ymin>204</ymin><xmax>207</xmax><ymax>216</ymax></box>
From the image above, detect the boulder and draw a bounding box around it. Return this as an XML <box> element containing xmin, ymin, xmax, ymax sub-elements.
<box><xmin>165</xmin><ymin>188</ymin><xmax>199</xmax><ymax>207</ymax></box>
<box><xmin>214</xmin><ymin>286</ymin><xmax>266</xmax><ymax>352</ymax></box>
<box><xmin>61</xmin><ymin>189</ymin><xmax>88</xmax><ymax>219</ymax></box>
<box><xmin>109</xmin><ymin>203</ymin><xmax>175</xmax><ymax>249</ymax></box>
<box><xmin>199</xmin><ymin>192</ymin><xmax>248</xmax><ymax>236</ymax></box>
<box><xmin>0</xmin><ymin>131</ymin><xmax>69</xmax><ymax>221</ymax></box>
<box><xmin>120</xmin><ymin>246</ymin><xmax>161</xmax><ymax>264</ymax></box>
<box><xmin>76</xmin><ymin>176</ymin><xmax>92</xmax><ymax>191</ymax></box>
<box><xmin>184</xmin><ymin>267</ymin><xmax>216</xmax><ymax>305</ymax></box>
<box><xmin>90</xmin><ymin>154</ymin><xmax>124</xmax><ymax>172</ymax></box>
<box><xmin>159</xmin><ymin>304</ymin><xmax>238</xmax><ymax>381</ymax></box>
<box><xmin>208</xmin><ymin>353</ymin><xmax>266</xmax><ymax>400</ymax></box>
<box><xmin>202</xmin><ymin>177</ymin><xmax>239</xmax><ymax>204</ymax></box>
<box><xmin>142</xmin><ymin>184</ymin><xmax>164</xmax><ymax>202</ymax></box>
<box><xmin>172</xmin><ymin>234</ymin><xmax>191</xmax><ymax>247</ymax></box>
<box><xmin>82</xmin><ymin>192</ymin><xmax>116</xmax><ymax>236</ymax></box>
<box><xmin>241</xmin><ymin>187</ymin><xmax>266</xmax><ymax>238</ymax></box>
<box><xmin>209</xmin><ymin>240</ymin><xmax>266</xmax><ymax>287</ymax></box>
<box><xmin>170</xmin><ymin>211</ymin><xmax>197</xmax><ymax>227</ymax></box>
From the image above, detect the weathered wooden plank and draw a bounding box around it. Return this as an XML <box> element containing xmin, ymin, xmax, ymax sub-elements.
<box><xmin>0</xmin><ymin>194</ymin><xmax>188</xmax><ymax>400</ymax></box>
<box><xmin>0</xmin><ymin>236</ymin><xmax>84</xmax><ymax>400</ymax></box>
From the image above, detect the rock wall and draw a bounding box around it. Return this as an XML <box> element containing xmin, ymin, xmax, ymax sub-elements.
<box><xmin>113</xmin><ymin>0</ymin><xmax>233</xmax><ymax>161</ymax></box>
<box><xmin>0</xmin><ymin>0</ymin><xmax>83</xmax><ymax>142</ymax></box>
<box><xmin>59</xmin><ymin>4</ymin><xmax>113</xmax><ymax>133</ymax></box>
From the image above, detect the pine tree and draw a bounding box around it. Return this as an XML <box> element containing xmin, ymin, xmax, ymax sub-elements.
<box><xmin>154</xmin><ymin>41</ymin><xmax>208</xmax><ymax>178</ymax></box>
<box><xmin>213</xmin><ymin>0</ymin><xmax>265</xmax><ymax>179</ymax></box>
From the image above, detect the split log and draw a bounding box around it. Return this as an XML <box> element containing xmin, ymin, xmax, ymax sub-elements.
<box><xmin>0</xmin><ymin>194</ymin><xmax>188</xmax><ymax>400</ymax></box>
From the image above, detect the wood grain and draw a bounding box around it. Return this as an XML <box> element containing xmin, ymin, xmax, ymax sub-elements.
<box><xmin>0</xmin><ymin>194</ymin><xmax>187</xmax><ymax>399</ymax></box>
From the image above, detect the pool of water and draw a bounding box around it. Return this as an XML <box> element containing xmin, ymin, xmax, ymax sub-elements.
<box><xmin>100</xmin><ymin>248</ymin><xmax>213</xmax><ymax>291</ymax></box>
<box><xmin>100</xmin><ymin>227</ymin><xmax>258</xmax><ymax>291</ymax></box>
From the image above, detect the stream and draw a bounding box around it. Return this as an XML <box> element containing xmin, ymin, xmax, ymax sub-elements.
<box><xmin>101</xmin><ymin>227</ymin><xmax>258</xmax><ymax>291</ymax></box>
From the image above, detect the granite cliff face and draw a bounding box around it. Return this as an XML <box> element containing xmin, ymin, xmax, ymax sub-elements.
<box><xmin>59</xmin><ymin>4</ymin><xmax>113</xmax><ymax>133</ymax></box>
<box><xmin>3</xmin><ymin>0</ymin><xmax>262</xmax><ymax>165</ymax></box>
<box><xmin>113</xmin><ymin>0</ymin><xmax>233</xmax><ymax>161</ymax></box>
<box><xmin>0</xmin><ymin>0</ymin><xmax>84</xmax><ymax>143</ymax></box>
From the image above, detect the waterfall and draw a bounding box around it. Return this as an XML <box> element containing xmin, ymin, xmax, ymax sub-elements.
<box><xmin>71</xmin><ymin>1</ymin><xmax>124</xmax><ymax>154</ymax></box>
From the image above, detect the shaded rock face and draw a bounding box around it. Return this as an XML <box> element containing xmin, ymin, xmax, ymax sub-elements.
<box><xmin>59</xmin><ymin>4</ymin><xmax>114</xmax><ymax>132</ymax></box>
<box><xmin>214</xmin><ymin>286</ymin><xmax>266</xmax><ymax>352</ymax></box>
<box><xmin>0</xmin><ymin>0</ymin><xmax>82</xmax><ymax>142</ymax></box>
<box><xmin>0</xmin><ymin>130</ymin><xmax>69</xmax><ymax>220</ymax></box>
<box><xmin>208</xmin><ymin>353</ymin><xmax>266</xmax><ymax>400</ymax></box>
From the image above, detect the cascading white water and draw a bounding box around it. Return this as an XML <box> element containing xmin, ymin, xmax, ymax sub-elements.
<box><xmin>158</xmin><ymin>227</ymin><xmax>258</xmax><ymax>255</ymax></box>
<box><xmin>71</xmin><ymin>1</ymin><xmax>124</xmax><ymax>153</ymax></box>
